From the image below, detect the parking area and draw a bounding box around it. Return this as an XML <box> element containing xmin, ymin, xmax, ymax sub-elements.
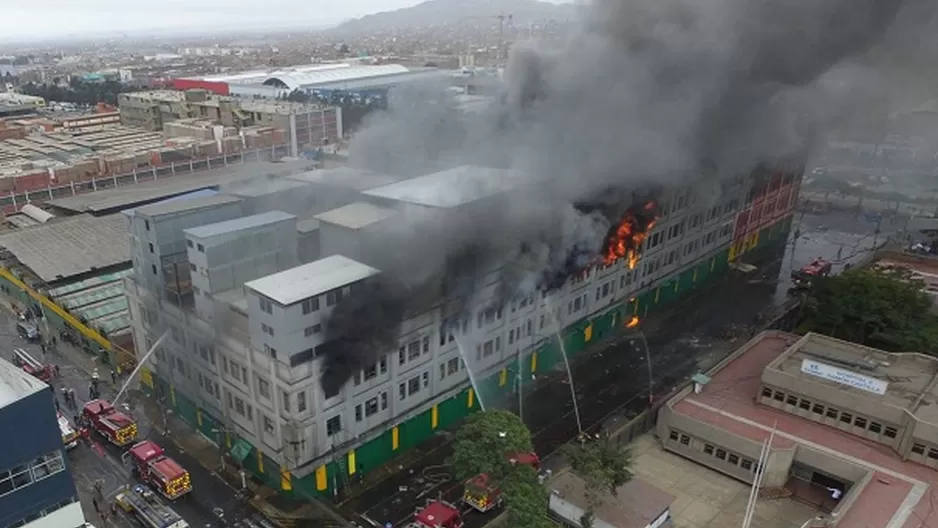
<box><xmin>629</xmin><ymin>435</ymin><xmax>822</xmax><ymax>528</ymax></box>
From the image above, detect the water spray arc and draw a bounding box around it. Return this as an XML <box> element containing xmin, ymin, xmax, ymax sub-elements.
<box><xmin>544</xmin><ymin>298</ymin><xmax>583</xmax><ymax>435</ymax></box>
<box><xmin>113</xmin><ymin>330</ymin><xmax>169</xmax><ymax>406</ymax></box>
<box><xmin>455</xmin><ymin>335</ymin><xmax>486</xmax><ymax>412</ymax></box>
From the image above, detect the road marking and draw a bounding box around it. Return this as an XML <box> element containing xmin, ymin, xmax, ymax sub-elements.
<box><xmin>684</xmin><ymin>398</ymin><xmax>929</xmax><ymax>528</ymax></box>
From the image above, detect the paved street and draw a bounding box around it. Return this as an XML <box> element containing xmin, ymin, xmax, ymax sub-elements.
<box><xmin>0</xmin><ymin>299</ymin><xmax>267</xmax><ymax>528</ymax></box>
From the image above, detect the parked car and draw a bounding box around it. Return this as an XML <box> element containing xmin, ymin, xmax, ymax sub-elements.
<box><xmin>16</xmin><ymin>321</ymin><xmax>40</xmax><ymax>342</ymax></box>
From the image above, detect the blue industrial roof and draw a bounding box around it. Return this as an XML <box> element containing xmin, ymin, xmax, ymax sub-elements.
<box><xmin>122</xmin><ymin>188</ymin><xmax>219</xmax><ymax>217</ymax></box>
<box><xmin>184</xmin><ymin>210</ymin><xmax>296</xmax><ymax>239</ymax></box>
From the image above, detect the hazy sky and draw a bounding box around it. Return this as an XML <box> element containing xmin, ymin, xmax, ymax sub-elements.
<box><xmin>3</xmin><ymin>0</ymin><xmax>569</xmax><ymax>42</ymax></box>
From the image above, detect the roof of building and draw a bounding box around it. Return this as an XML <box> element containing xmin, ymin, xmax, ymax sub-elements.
<box><xmin>225</xmin><ymin>178</ymin><xmax>311</xmax><ymax>198</ymax></box>
<box><xmin>309</xmin><ymin>68</ymin><xmax>450</xmax><ymax>92</ymax></box>
<box><xmin>286</xmin><ymin>167</ymin><xmax>404</xmax><ymax>191</ymax></box>
<box><xmin>0</xmin><ymin>214</ymin><xmax>131</xmax><ymax>283</ymax></box>
<box><xmin>261</xmin><ymin>64</ymin><xmax>411</xmax><ymax>91</ymax></box>
<box><xmin>0</xmin><ymin>357</ymin><xmax>46</xmax><ymax>409</ymax></box>
<box><xmin>244</xmin><ymin>255</ymin><xmax>378</xmax><ymax>306</ymax></box>
<box><xmin>550</xmin><ymin>472</ymin><xmax>673</xmax><ymax>528</ymax></box>
<box><xmin>769</xmin><ymin>333</ymin><xmax>938</xmax><ymax>414</ymax></box>
<box><xmin>296</xmin><ymin>218</ymin><xmax>320</xmax><ymax>234</ymax></box>
<box><xmin>135</xmin><ymin>194</ymin><xmax>242</xmax><ymax>218</ymax></box>
<box><xmin>46</xmin><ymin>160</ymin><xmax>317</xmax><ymax>214</ymax></box>
<box><xmin>666</xmin><ymin>331</ymin><xmax>938</xmax><ymax>528</ymax></box>
<box><xmin>314</xmin><ymin>202</ymin><xmax>397</xmax><ymax>230</ymax></box>
<box><xmin>364</xmin><ymin>165</ymin><xmax>525</xmax><ymax>208</ymax></box>
<box><xmin>49</xmin><ymin>268</ymin><xmax>134</xmax><ymax>337</ymax></box>
<box><xmin>185</xmin><ymin>210</ymin><xmax>296</xmax><ymax>240</ymax></box>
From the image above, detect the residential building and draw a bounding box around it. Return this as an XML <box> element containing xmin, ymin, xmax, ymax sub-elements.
<box><xmin>125</xmin><ymin>162</ymin><xmax>803</xmax><ymax>499</ymax></box>
<box><xmin>657</xmin><ymin>331</ymin><xmax>938</xmax><ymax>527</ymax></box>
<box><xmin>0</xmin><ymin>358</ymin><xmax>85</xmax><ymax>528</ymax></box>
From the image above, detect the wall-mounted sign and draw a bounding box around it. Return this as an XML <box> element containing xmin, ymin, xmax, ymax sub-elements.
<box><xmin>800</xmin><ymin>359</ymin><xmax>888</xmax><ymax>395</ymax></box>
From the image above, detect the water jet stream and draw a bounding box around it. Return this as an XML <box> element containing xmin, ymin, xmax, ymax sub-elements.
<box><xmin>455</xmin><ymin>335</ymin><xmax>486</xmax><ymax>412</ymax></box>
<box><xmin>545</xmin><ymin>298</ymin><xmax>583</xmax><ymax>435</ymax></box>
<box><xmin>113</xmin><ymin>330</ymin><xmax>169</xmax><ymax>406</ymax></box>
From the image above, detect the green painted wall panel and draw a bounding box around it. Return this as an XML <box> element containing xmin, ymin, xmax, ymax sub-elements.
<box><xmin>356</xmin><ymin>429</ymin><xmax>394</xmax><ymax>475</ymax></box>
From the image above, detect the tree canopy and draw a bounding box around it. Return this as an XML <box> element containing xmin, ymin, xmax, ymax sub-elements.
<box><xmin>20</xmin><ymin>79</ymin><xmax>139</xmax><ymax>106</ymax></box>
<box><xmin>563</xmin><ymin>439</ymin><xmax>633</xmax><ymax>499</ymax></box>
<box><xmin>449</xmin><ymin>409</ymin><xmax>534</xmax><ymax>481</ymax></box>
<box><xmin>800</xmin><ymin>267</ymin><xmax>938</xmax><ymax>354</ymax></box>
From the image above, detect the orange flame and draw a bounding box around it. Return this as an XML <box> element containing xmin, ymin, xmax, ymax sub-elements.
<box><xmin>601</xmin><ymin>201</ymin><xmax>657</xmax><ymax>269</ymax></box>
<box><xmin>625</xmin><ymin>315</ymin><xmax>640</xmax><ymax>328</ymax></box>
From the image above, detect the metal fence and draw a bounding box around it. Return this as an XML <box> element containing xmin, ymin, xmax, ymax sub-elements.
<box><xmin>1</xmin><ymin>144</ymin><xmax>291</xmax><ymax>213</ymax></box>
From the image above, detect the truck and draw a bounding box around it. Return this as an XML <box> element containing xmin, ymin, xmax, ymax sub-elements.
<box><xmin>790</xmin><ymin>258</ymin><xmax>833</xmax><ymax>291</ymax></box>
<box><xmin>407</xmin><ymin>500</ymin><xmax>464</xmax><ymax>528</ymax></box>
<box><xmin>125</xmin><ymin>440</ymin><xmax>192</xmax><ymax>500</ymax></box>
<box><xmin>462</xmin><ymin>451</ymin><xmax>540</xmax><ymax>513</ymax></box>
<box><xmin>115</xmin><ymin>484</ymin><xmax>189</xmax><ymax>528</ymax></box>
<box><xmin>81</xmin><ymin>399</ymin><xmax>138</xmax><ymax>447</ymax></box>
<box><xmin>12</xmin><ymin>348</ymin><xmax>53</xmax><ymax>382</ymax></box>
<box><xmin>57</xmin><ymin>411</ymin><xmax>80</xmax><ymax>450</ymax></box>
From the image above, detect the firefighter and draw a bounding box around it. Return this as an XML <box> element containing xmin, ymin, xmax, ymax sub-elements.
<box><xmin>110</xmin><ymin>369</ymin><xmax>117</xmax><ymax>384</ymax></box>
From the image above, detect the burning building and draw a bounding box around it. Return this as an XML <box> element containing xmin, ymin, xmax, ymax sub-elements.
<box><xmin>124</xmin><ymin>161</ymin><xmax>802</xmax><ymax>500</ymax></box>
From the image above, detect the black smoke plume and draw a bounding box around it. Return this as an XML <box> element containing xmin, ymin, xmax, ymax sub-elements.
<box><xmin>319</xmin><ymin>0</ymin><xmax>933</xmax><ymax>391</ymax></box>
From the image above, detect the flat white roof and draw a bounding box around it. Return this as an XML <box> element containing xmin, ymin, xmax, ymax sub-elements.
<box><xmin>314</xmin><ymin>202</ymin><xmax>397</xmax><ymax>230</ymax></box>
<box><xmin>364</xmin><ymin>165</ymin><xmax>525</xmax><ymax>208</ymax></box>
<box><xmin>244</xmin><ymin>255</ymin><xmax>379</xmax><ymax>306</ymax></box>
<box><xmin>0</xmin><ymin>357</ymin><xmax>46</xmax><ymax>409</ymax></box>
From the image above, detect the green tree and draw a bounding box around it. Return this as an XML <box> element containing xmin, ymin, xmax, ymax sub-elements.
<box><xmin>501</xmin><ymin>465</ymin><xmax>553</xmax><ymax>528</ymax></box>
<box><xmin>449</xmin><ymin>409</ymin><xmax>533</xmax><ymax>481</ymax></box>
<box><xmin>563</xmin><ymin>439</ymin><xmax>633</xmax><ymax>520</ymax></box>
<box><xmin>800</xmin><ymin>268</ymin><xmax>938</xmax><ymax>354</ymax></box>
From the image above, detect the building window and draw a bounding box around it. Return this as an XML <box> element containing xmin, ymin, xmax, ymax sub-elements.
<box><xmin>439</xmin><ymin>363</ymin><xmax>446</xmax><ymax>380</ymax></box>
<box><xmin>365</xmin><ymin>397</ymin><xmax>379</xmax><ymax>417</ymax></box>
<box><xmin>380</xmin><ymin>392</ymin><xmax>388</xmax><ymax>410</ymax></box>
<box><xmin>355</xmin><ymin>405</ymin><xmax>362</xmax><ymax>422</ymax></box>
<box><xmin>773</xmin><ymin>391</ymin><xmax>784</xmax><ymax>402</ymax></box>
<box><xmin>911</xmin><ymin>443</ymin><xmax>926</xmax><ymax>455</ymax></box>
<box><xmin>398</xmin><ymin>347</ymin><xmax>406</xmax><ymax>366</ymax></box>
<box><xmin>716</xmin><ymin>449</ymin><xmax>727</xmax><ymax>460</ymax></box>
<box><xmin>197</xmin><ymin>243</ymin><xmax>205</xmax><ymax>252</ymax></box>
<box><xmin>363</xmin><ymin>363</ymin><xmax>378</xmax><ymax>381</ymax></box>
<box><xmin>302</xmin><ymin>297</ymin><xmax>320</xmax><ymax>314</ymax></box>
<box><xmin>263</xmin><ymin>416</ymin><xmax>275</xmax><ymax>434</ymax></box>
<box><xmin>825</xmin><ymin>407</ymin><xmax>838</xmax><ymax>419</ymax></box>
<box><xmin>258</xmin><ymin>378</ymin><xmax>270</xmax><ymax>399</ymax></box>
<box><xmin>740</xmin><ymin>459</ymin><xmax>753</xmax><ymax>471</ymax></box>
<box><xmin>854</xmin><ymin>417</ymin><xmax>867</xmax><ymax>429</ymax></box>
<box><xmin>379</xmin><ymin>358</ymin><xmax>387</xmax><ymax>374</ymax></box>
<box><xmin>422</xmin><ymin>371</ymin><xmax>429</xmax><ymax>388</ymax></box>
<box><xmin>145</xmin><ymin>220</ymin><xmax>150</xmax><ymax>231</ymax></box>
<box><xmin>422</xmin><ymin>336</ymin><xmax>429</xmax><ymax>355</ymax></box>
<box><xmin>151</xmin><ymin>264</ymin><xmax>158</xmax><ymax>275</ymax></box>
<box><xmin>884</xmin><ymin>427</ymin><xmax>898</xmax><ymax>438</ymax></box>
<box><xmin>304</xmin><ymin>324</ymin><xmax>322</xmax><ymax>336</ymax></box>
<box><xmin>728</xmin><ymin>454</ymin><xmax>740</xmax><ymax>465</ymax></box>
<box><xmin>189</xmin><ymin>263</ymin><xmax>196</xmax><ymax>272</ymax></box>
<box><xmin>798</xmin><ymin>398</ymin><xmax>811</xmax><ymax>410</ymax></box>
<box><xmin>786</xmin><ymin>395</ymin><xmax>798</xmax><ymax>406</ymax></box>
<box><xmin>297</xmin><ymin>391</ymin><xmax>307</xmax><ymax>412</ymax></box>
<box><xmin>187</xmin><ymin>239</ymin><xmax>193</xmax><ymax>248</ymax></box>
<box><xmin>761</xmin><ymin>387</ymin><xmax>773</xmax><ymax>398</ymax></box>
<box><xmin>398</xmin><ymin>383</ymin><xmax>406</xmax><ymax>401</ymax></box>
<box><xmin>703</xmin><ymin>444</ymin><xmax>714</xmax><ymax>455</ymax></box>
<box><xmin>259</xmin><ymin>296</ymin><xmax>273</xmax><ymax>314</ymax></box>
<box><xmin>281</xmin><ymin>391</ymin><xmax>291</xmax><ymax>412</ymax></box>
<box><xmin>812</xmin><ymin>403</ymin><xmax>824</xmax><ymax>415</ymax></box>
<box><xmin>326</xmin><ymin>416</ymin><xmax>342</xmax><ymax>436</ymax></box>
<box><xmin>679</xmin><ymin>434</ymin><xmax>690</xmax><ymax>446</ymax></box>
<box><xmin>408</xmin><ymin>376</ymin><xmax>420</xmax><ymax>396</ymax></box>
<box><xmin>324</xmin><ymin>382</ymin><xmax>339</xmax><ymax>400</ymax></box>
<box><xmin>928</xmin><ymin>448</ymin><xmax>938</xmax><ymax>460</ymax></box>
<box><xmin>839</xmin><ymin>412</ymin><xmax>852</xmax><ymax>424</ymax></box>
<box><xmin>868</xmin><ymin>422</ymin><xmax>882</xmax><ymax>434</ymax></box>
<box><xmin>408</xmin><ymin>341</ymin><xmax>421</xmax><ymax>361</ymax></box>
<box><xmin>447</xmin><ymin>358</ymin><xmax>459</xmax><ymax>375</ymax></box>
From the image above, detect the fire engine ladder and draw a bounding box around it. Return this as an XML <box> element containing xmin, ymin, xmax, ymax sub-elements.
<box><xmin>125</xmin><ymin>489</ymin><xmax>182</xmax><ymax>528</ymax></box>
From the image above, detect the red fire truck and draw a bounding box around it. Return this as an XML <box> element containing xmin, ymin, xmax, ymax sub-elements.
<box><xmin>407</xmin><ymin>500</ymin><xmax>464</xmax><ymax>528</ymax></box>
<box><xmin>81</xmin><ymin>399</ymin><xmax>138</xmax><ymax>447</ymax></box>
<box><xmin>462</xmin><ymin>452</ymin><xmax>541</xmax><ymax>513</ymax></box>
<box><xmin>790</xmin><ymin>258</ymin><xmax>833</xmax><ymax>290</ymax></box>
<box><xmin>124</xmin><ymin>440</ymin><xmax>192</xmax><ymax>500</ymax></box>
<box><xmin>12</xmin><ymin>348</ymin><xmax>53</xmax><ymax>382</ymax></box>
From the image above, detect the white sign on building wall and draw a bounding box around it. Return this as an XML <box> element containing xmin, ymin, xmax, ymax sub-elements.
<box><xmin>800</xmin><ymin>358</ymin><xmax>889</xmax><ymax>395</ymax></box>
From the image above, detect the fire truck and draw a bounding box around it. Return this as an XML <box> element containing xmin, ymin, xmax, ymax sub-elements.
<box><xmin>115</xmin><ymin>485</ymin><xmax>189</xmax><ymax>528</ymax></box>
<box><xmin>81</xmin><ymin>399</ymin><xmax>138</xmax><ymax>447</ymax></box>
<box><xmin>57</xmin><ymin>411</ymin><xmax>80</xmax><ymax>450</ymax></box>
<box><xmin>462</xmin><ymin>452</ymin><xmax>541</xmax><ymax>513</ymax></box>
<box><xmin>406</xmin><ymin>500</ymin><xmax>464</xmax><ymax>528</ymax></box>
<box><xmin>12</xmin><ymin>348</ymin><xmax>53</xmax><ymax>382</ymax></box>
<box><xmin>790</xmin><ymin>258</ymin><xmax>833</xmax><ymax>291</ymax></box>
<box><xmin>124</xmin><ymin>440</ymin><xmax>192</xmax><ymax>500</ymax></box>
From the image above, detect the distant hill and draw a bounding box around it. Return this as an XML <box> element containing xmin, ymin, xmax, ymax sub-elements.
<box><xmin>331</xmin><ymin>0</ymin><xmax>577</xmax><ymax>34</ymax></box>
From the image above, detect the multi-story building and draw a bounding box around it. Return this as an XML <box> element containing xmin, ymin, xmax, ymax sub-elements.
<box><xmin>0</xmin><ymin>358</ymin><xmax>85</xmax><ymax>528</ymax></box>
<box><xmin>117</xmin><ymin>90</ymin><xmax>341</xmax><ymax>156</ymax></box>
<box><xmin>125</xmin><ymin>162</ymin><xmax>803</xmax><ymax>499</ymax></box>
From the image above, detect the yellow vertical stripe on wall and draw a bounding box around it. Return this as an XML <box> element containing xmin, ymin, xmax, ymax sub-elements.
<box><xmin>530</xmin><ymin>351</ymin><xmax>538</xmax><ymax>373</ymax></box>
<box><xmin>257</xmin><ymin>450</ymin><xmax>264</xmax><ymax>473</ymax></box>
<box><xmin>584</xmin><ymin>324</ymin><xmax>593</xmax><ymax>343</ymax></box>
<box><xmin>140</xmin><ymin>368</ymin><xmax>154</xmax><ymax>389</ymax></box>
<box><xmin>693</xmin><ymin>269</ymin><xmax>698</xmax><ymax>283</ymax></box>
<box><xmin>170</xmin><ymin>386</ymin><xmax>177</xmax><ymax>407</ymax></box>
<box><xmin>499</xmin><ymin>368</ymin><xmax>507</xmax><ymax>387</ymax></box>
<box><xmin>633</xmin><ymin>299</ymin><xmax>639</xmax><ymax>315</ymax></box>
<box><xmin>196</xmin><ymin>409</ymin><xmax>203</xmax><ymax>428</ymax></box>
<box><xmin>348</xmin><ymin>450</ymin><xmax>356</xmax><ymax>475</ymax></box>
<box><xmin>674</xmin><ymin>280</ymin><xmax>679</xmax><ymax>293</ymax></box>
<box><xmin>226</xmin><ymin>433</ymin><xmax>232</xmax><ymax>449</ymax></box>
<box><xmin>431</xmin><ymin>405</ymin><xmax>439</xmax><ymax>429</ymax></box>
<box><xmin>467</xmin><ymin>388</ymin><xmax>475</xmax><ymax>408</ymax></box>
<box><xmin>281</xmin><ymin>468</ymin><xmax>293</xmax><ymax>491</ymax></box>
<box><xmin>315</xmin><ymin>466</ymin><xmax>328</xmax><ymax>491</ymax></box>
<box><xmin>654</xmin><ymin>288</ymin><xmax>660</xmax><ymax>304</ymax></box>
<box><xmin>392</xmin><ymin>426</ymin><xmax>400</xmax><ymax>450</ymax></box>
